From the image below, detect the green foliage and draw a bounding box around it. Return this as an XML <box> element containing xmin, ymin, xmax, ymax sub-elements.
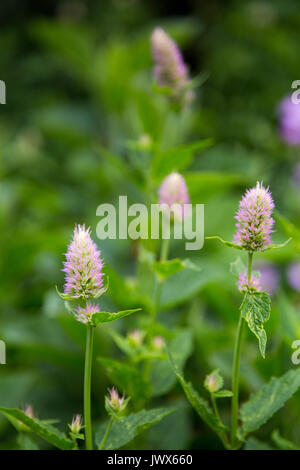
<box><xmin>0</xmin><ymin>407</ymin><xmax>75</xmax><ymax>450</ymax></box>
<box><xmin>95</xmin><ymin>407</ymin><xmax>177</xmax><ymax>450</ymax></box>
<box><xmin>152</xmin><ymin>258</ymin><xmax>200</xmax><ymax>281</ymax></box>
<box><xmin>271</xmin><ymin>430</ymin><xmax>300</xmax><ymax>450</ymax></box>
<box><xmin>240</xmin><ymin>369</ymin><xmax>300</xmax><ymax>437</ymax></box>
<box><xmin>240</xmin><ymin>291</ymin><xmax>271</xmax><ymax>358</ymax></box>
<box><xmin>168</xmin><ymin>353</ymin><xmax>226</xmax><ymax>433</ymax></box>
<box><xmin>92</xmin><ymin>308</ymin><xmax>142</xmax><ymax>325</ymax></box>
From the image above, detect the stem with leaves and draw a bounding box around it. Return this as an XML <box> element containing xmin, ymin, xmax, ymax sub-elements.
<box><xmin>231</xmin><ymin>251</ymin><xmax>253</xmax><ymax>449</ymax></box>
<box><xmin>84</xmin><ymin>325</ymin><xmax>94</xmax><ymax>450</ymax></box>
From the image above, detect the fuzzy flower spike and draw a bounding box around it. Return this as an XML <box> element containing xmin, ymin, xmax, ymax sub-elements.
<box><xmin>63</xmin><ymin>224</ymin><xmax>104</xmax><ymax>299</ymax></box>
<box><xmin>159</xmin><ymin>171</ymin><xmax>190</xmax><ymax>220</ymax></box>
<box><xmin>234</xmin><ymin>182</ymin><xmax>275</xmax><ymax>252</ymax></box>
<box><xmin>151</xmin><ymin>27</ymin><xmax>193</xmax><ymax>104</ymax></box>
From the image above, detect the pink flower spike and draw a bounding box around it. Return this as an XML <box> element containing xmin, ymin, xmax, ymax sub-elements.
<box><xmin>63</xmin><ymin>224</ymin><xmax>104</xmax><ymax>299</ymax></box>
<box><xmin>151</xmin><ymin>27</ymin><xmax>194</xmax><ymax>105</ymax></box>
<box><xmin>234</xmin><ymin>182</ymin><xmax>275</xmax><ymax>252</ymax></box>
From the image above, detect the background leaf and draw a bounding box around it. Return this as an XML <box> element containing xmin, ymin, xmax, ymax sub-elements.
<box><xmin>240</xmin><ymin>369</ymin><xmax>300</xmax><ymax>436</ymax></box>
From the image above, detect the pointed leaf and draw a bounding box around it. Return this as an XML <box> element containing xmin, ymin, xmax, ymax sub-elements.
<box><xmin>95</xmin><ymin>407</ymin><xmax>177</xmax><ymax>450</ymax></box>
<box><xmin>240</xmin><ymin>369</ymin><xmax>300</xmax><ymax>436</ymax></box>
<box><xmin>0</xmin><ymin>407</ymin><xmax>75</xmax><ymax>450</ymax></box>
<box><xmin>206</xmin><ymin>236</ymin><xmax>243</xmax><ymax>251</ymax></box>
<box><xmin>240</xmin><ymin>291</ymin><xmax>271</xmax><ymax>358</ymax></box>
<box><xmin>168</xmin><ymin>353</ymin><xmax>226</xmax><ymax>432</ymax></box>
<box><xmin>92</xmin><ymin>308</ymin><xmax>141</xmax><ymax>325</ymax></box>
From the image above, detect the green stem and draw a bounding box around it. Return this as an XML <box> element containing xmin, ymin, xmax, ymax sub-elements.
<box><xmin>211</xmin><ymin>394</ymin><xmax>230</xmax><ymax>449</ymax></box>
<box><xmin>99</xmin><ymin>417</ymin><xmax>114</xmax><ymax>450</ymax></box>
<box><xmin>84</xmin><ymin>325</ymin><xmax>94</xmax><ymax>450</ymax></box>
<box><xmin>231</xmin><ymin>252</ymin><xmax>253</xmax><ymax>448</ymax></box>
<box><xmin>160</xmin><ymin>237</ymin><xmax>170</xmax><ymax>262</ymax></box>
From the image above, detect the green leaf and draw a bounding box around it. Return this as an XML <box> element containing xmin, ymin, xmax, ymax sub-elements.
<box><xmin>185</xmin><ymin>172</ymin><xmax>247</xmax><ymax>201</ymax></box>
<box><xmin>240</xmin><ymin>291</ymin><xmax>271</xmax><ymax>358</ymax></box>
<box><xmin>150</xmin><ymin>329</ymin><xmax>193</xmax><ymax>397</ymax></box>
<box><xmin>17</xmin><ymin>434</ymin><xmax>39</xmax><ymax>450</ymax></box>
<box><xmin>92</xmin><ymin>308</ymin><xmax>141</xmax><ymax>325</ymax></box>
<box><xmin>240</xmin><ymin>369</ymin><xmax>300</xmax><ymax>436</ymax></box>
<box><xmin>206</xmin><ymin>236</ymin><xmax>243</xmax><ymax>251</ymax></box>
<box><xmin>95</xmin><ymin>407</ymin><xmax>177</xmax><ymax>450</ymax></box>
<box><xmin>152</xmin><ymin>258</ymin><xmax>200</xmax><ymax>281</ymax></box>
<box><xmin>213</xmin><ymin>390</ymin><xmax>233</xmax><ymax>398</ymax></box>
<box><xmin>152</xmin><ymin>140</ymin><xmax>212</xmax><ymax>180</ymax></box>
<box><xmin>97</xmin><ymin>357</ymin><xmax>150</xmax><ymax>400</ymax></box>
<box><xmin>244</xmin><ymin>437</ymin><xmax>274</xmax><ymax>450</ymax></box>
<box><xmin>262</xmin><ymin>238</ymin><xmax>291</xmax><ymax>251</ymax></box>
<box><xmin>168</xmin><ymin>353</ymin><xmax>226</xmax><ymax>432</ymax></box>
<box><xmin>271</xmin><ymin>430</ymin><xmax>300</xmax><ymax>450</ymax></box>
<box><xmin>0</xmin><ymin>407</ymin><xmax>75</xmax><ymax>450</ymax></box>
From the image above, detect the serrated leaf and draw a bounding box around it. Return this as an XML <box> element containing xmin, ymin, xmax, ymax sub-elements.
<box><xmin>206</xmin><ymin>236</ymin><xmax>243</xmax><ymax>250</ymax></box>
<box><xmin>240</xmin><ymin>369</ymin><xmax>300</xmax><ymax>436</ymax></box>
<box><xmin>271</xmin><ymin>430</ymin><xmax>300</xmax><ymax>450</ymax></box>
<box><xmin>213</xmin><ymin>390</ymin><xmax>233</xmax><ymax>398</ymax></box>
<box><xmin>168</xmin><ymin>353</ymin><xmax>226</xmax><ymax>432</ymax></box>
<box><xmin>0</xmin><ymin>407</ymin><xmax>75</xmax><ymax>450</ymax></box>
<box><xmin>240</xmin><ymin>291</ymin><xmax>271</xmax><ymax>358</ymax></box>
<box><xmin>95</xmin><ymin>407</ymin><xmax>177</xmax><ymax>450</ymax></box>
<box><xmin>92</xmin><ymin>308</ymin><xmax>141</xmax><ymax>325</ymax></box>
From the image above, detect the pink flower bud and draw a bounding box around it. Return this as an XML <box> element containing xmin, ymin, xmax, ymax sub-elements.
<box><xmin>159</xmin><ymin>172</ymin><xmax>190</xmax><ymax>220</ymax></box>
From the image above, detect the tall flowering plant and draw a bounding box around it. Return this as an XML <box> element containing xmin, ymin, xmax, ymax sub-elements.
<box><xmin>57</xmin><ymin>224</ymin><xmax>140</xmax><ymax>450</ymax></box>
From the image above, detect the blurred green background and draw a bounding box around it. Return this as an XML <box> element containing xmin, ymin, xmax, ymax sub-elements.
<box><xmin>0</xmin><ymin>0</ymin><xmax>299</xmax><ymax>450</ymax></box>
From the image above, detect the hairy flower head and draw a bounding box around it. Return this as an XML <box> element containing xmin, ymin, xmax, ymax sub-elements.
<box><xmin>151</xmin><ymin>27</ymin><xmax>193</xmax><ymax>105</ymax></box>
<box><xmin>159</xmin><ymin>172</ymin><xmax>190</xmax><ymax>220</ymax></box>
<box><xmin>74</xmin><ymin>302</ymin><xmax>100</xmax><ymax>325</ymax></box>
<box><xmin>234</xmin><ymin>182</ymin><xmax>274</xmax><ymax>252</ymax></box>
<box><xmin>63</xmin><ymin>224</ymin><xmax>104</xmax><ymax>299</ymax></box>
<box><xmin>105</xmin><ymin>387</ymin><xmax>129</xmax><ymax>418</ymax></box>
<box><xmin>237</xmin><ymin>270</ymin><xmax>262</xmax><ymax>293</ymax></box>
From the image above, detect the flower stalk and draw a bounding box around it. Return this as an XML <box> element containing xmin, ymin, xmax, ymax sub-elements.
<box><xmin>84</xmin><ymin>325</ymin><xmax>94</xmax><ymax>450</ymax></box>
<box><xmin>231</xmin><ymin>251</ymin><xmax>253</xmax><ymax>448</ymax></box>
